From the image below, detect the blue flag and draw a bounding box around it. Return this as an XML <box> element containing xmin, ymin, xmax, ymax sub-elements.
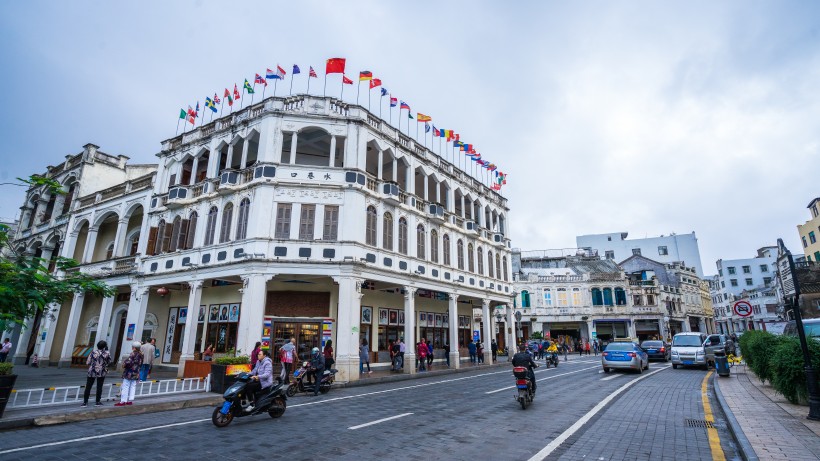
<box><xmin>425</xmin><ymin>123</ymin><xmax>430</xmax><ymax>133</ymax></box>
<box><xmin>292</xmin><ymin>64</ymin><xmax>301</xmax><ymax>75</ymax></box>
<box><xmin>380</xmin><ymin>87</ymin><xmax>388</xmax><ymax>97</ymax></box>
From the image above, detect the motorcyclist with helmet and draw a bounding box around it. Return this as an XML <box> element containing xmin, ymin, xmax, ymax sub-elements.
<box><xmin>511</xmin><ymin>344</ymin><xmax>538</xmax><ymax>392</ymax></box>
<box><xmin>308</xmin><ymin>346</ymin><xmax>325</xmax><ymax>396</ymax></box>
<box><xmin>546</xmin><ymin>340</ymin><xmax>559</xmax><ymax>364</ymax></box>
<box><xmin>245</xmin><ymin>349</ymin><xmax>273</xmax><ymax>408</ymax></box>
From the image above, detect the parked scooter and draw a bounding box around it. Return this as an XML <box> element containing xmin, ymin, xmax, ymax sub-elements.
<box><xmin>286</xmin><ymin>361</ymin><xmax>338</xmax><ymax>396</ymax></box>
<box><xmin>211</xmin><ymin>373</ymin><xmax>288</xmax><ymax>427</ymax></box>
<box><xmin>513</xmin><ymin>364</ymin><xmax>538</xmax><ymax>410</ymax></box>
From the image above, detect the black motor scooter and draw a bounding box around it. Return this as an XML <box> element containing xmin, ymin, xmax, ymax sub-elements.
<box><xmin>286</xmin><ymin>361</ymin><xmax>338</xmax><ymax>396</ymax></box>
<box><xmin>211</xmin><ymin>373</ymin><xmax>288</xmax><ymax>427</ymax></box>
<box><xmin>545</xmin><ymin>352</ymin><xmax>559</xmax><ymax>368</ymax></box>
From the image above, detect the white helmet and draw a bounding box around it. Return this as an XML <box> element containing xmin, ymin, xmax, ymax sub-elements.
<box><xmin>132</xmin><ymin>341</ymin><xmax>142</xmax><ymax>349</ymax></box>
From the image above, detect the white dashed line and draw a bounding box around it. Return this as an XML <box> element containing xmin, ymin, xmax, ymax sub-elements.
<box><xmin>348</xmin><ymin>412</ymin><xmax>413</xmax><ymax>430</ymax></box>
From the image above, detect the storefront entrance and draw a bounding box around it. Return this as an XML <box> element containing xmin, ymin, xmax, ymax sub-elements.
<box><xmin>268</xmin><ymin>318</ymin><xmax>322</xmax><ymax>364</ymax></box>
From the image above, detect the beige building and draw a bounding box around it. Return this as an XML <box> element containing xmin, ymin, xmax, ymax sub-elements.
<box><xmin>797</xmin><ymin>197</ymin><xmax>820</xmax><ymax>263</ymax></box>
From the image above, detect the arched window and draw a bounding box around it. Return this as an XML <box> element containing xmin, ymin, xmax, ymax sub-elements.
<box><xmin>557</xmin><ymin>288</ymin><xmax>568</xmax><ymax>306</ymax></box>
<box><xmin>105</xmin><ymin>242</ymin><xmax>115</xmax><ymax>260</ymax></box>
<box><xmin>430</xmin><ymin>229</ymin><xmax>438</xmax><ymax>263</ymax></box>
<box><xmin>416</xmin><ymin>224</ymin><xmax>426</xmax><ymax>259</ymax></box>
<box><xmin>603</xmin><ymin>288</ymin><xmax>614</xmax><ymax>306</ymax></box>
<box><xmin>128</xmin><ymin>232</ymin><xmax>140</xmax><ymax>256</ymax></box>
<box><xmin>591</xmin><ymin>288</ymin><xmax>603</xmax><ymax>306</ymax></box>
<box><xmin>398</xmin><ymin>217</ymin><xmax>408</xmax><ymax>254</ymax></box>
<box><xmin>204</xmin><ymin>206</ymin><xmax>218</xmax><ymax>246</ymax></box>
<box><xmin>521</xmin><ymin>290</ymin><xmax>531</xmax><ymax>308</ymax></box>
<box><xmin>495</xmin><ymin>254</ymin><xmax>501</xmax><ymax>281</ymax></box>
<box><xmin>457</xmin><ymin>239</ymin><xmax>464</xmax><ymax>270</ymax></box>
<box><xmin>366</xmin><ymin>206</ymin><xmax>377</xmax><ymax>246</ymax></box>
<box><xmin>219</xmin><ymin>203</ymin><xmax>234</xmax><ymax>243</ymax></box>
<box><xmin>488</xmin><ymin>251</ymin><xmax>494</xmax><ymax>278</ymax></box>
<box><xmin>477</xmin><ymin>246</ymin><xmax>483</xmax><ymax>275</ymax></box>
<box><xmin>614</xmin><ymin>287</ymin><xmax>627</xmax><ymax>306</ymax></box>
<box><xmin>185</xmin><ymin>211</ymin><xmax>198</xmax><ymax>249</ymax></box>
<box><xmin>572</xmin><ymin>287</ymin><xmax>582</xmax><ymax>306</ymax></box>
<box><xmin>382</xmin><ymin>212</ymin><xmax>393</xmax><ymax>250</ymax></box>
<box><xmin>169</xmin><ymin>216</ymin><xmax>182</xmax><ymax>252</ymax></box>
<box><xmin>236</xmin><ymin>198</ymin><xmax>250</xmax><ymax>240</ymax></box>
<box><xmin>503</xmin><ymin>256</ymin><xmax>508</xmax><ymax>281</ymax></box>
<box><xmin>543</xmin><ymin>288</ymin><xmax>552</xmax><ymax>306</ymax></box>
<box><xmin>443</xmin><ymin>234</ymin><xmax>451</xmax><ymax>265</ymax></box>
<box><xmin>467</xmin><ymin>243</ymin><xmax>475</xmax><ymax>272</ymax></box>
<box><xmin>155</xmin><ymin>219</ymin><xmax>167</xmax><ymax>254</ymax></box>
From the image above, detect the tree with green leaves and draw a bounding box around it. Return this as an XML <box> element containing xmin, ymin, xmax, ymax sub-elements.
<box><xmin>0</xmin><ymin>176</ymin><xmax>116</xmax><ymax>353</ymax></box>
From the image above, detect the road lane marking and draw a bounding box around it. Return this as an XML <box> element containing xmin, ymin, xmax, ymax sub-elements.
<box><xmin>701</xmin><ymin>371</ymin><xmax>726</xmax><ymax>461</ymax></box>
<box><xmin>348</xmin><ymin>412</ymin><xmax>412</xmax><ymax>430</ymax></box>
<box><xmin>484</xmin><ymin>366</ymin><xmax>600</xmax><ymax>394</ymax></box>
<box><xmin>527</xmin><ymin>365</ymin><xmax>671</xmax><ymax>461</ymax></box>
<box><xmin>600</xmin><ymin>373</ymin><xmax>624</xmax><ymax>381</ymax></box>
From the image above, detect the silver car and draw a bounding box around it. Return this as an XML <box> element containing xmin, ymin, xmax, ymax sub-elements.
<box><xmin>671</xmin><ymin>332</ymin><xmax>707</xmax><ymax>369</ymax></box>
<box><xmin>602</xmin><ymin>342</ymin><xmax>649</xmax><ymax>373</ymax></box>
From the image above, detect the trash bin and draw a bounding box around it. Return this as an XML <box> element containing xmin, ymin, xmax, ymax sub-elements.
<box><xmin>714</xmin><ymin>350</ymin><xmax>730</xmax><ymax>377</ymax></box>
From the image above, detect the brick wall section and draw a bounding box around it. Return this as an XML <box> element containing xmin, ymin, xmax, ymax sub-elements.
<box><xmin>265</xmin><ymin>291</ymin><xmax>330</xmax><ymax>317</ymax></box>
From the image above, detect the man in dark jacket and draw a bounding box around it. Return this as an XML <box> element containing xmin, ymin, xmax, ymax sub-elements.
<box><xmin>308</xmin><ymin>347</ymin><xmax>325</xmax><ymax>396</ymax></box>
<box><xmin>511</xmin><ymin>345</ymin><xmax>538</xmax><ymax>392</ymax></box>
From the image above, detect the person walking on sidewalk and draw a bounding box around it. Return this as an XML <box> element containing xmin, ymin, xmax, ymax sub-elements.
<box><xmin>359</xmin><ymin>338</ymin><xmax>372</xmax><ymax>374</ymax></box>
<box><xmin>279</xmin><ymin>338</ymin><xmax>296</xmax><ymax>383</ymax></box>
<box><xmin>139</xmin><ymin>339</ymin><xmax>155</xmax><ymax>382</ymax></box>
<box><xmin>417</xmin><ymin>338</ymin><xmax>428</xmax><ymax>372</ymax></box>
<box><xmin>398</xmin><ymin>338</ymin><xmax>406</xmax><ymax>370</ymax></box>
<box><xmin>250</xmin><ymin>341</ymin><xmax>262</xmax><ymax>370</ymax></box>
<box><xmin>468</xmin><ymin>340</ymin><xmax>477</xmax><ymax>364</ymax></box>
<box><xmin>116</xmin><ymin>341</ymin><xmax>143</xmax><ymax>406</ymax></box>
<box><xmin>491</xmin><ymin>340</ymin><xmax>498</xmax><ymax>363</ymax></box>
<box><xmin>593</xmin><ymin>340</ymin><xmax>599</xmax><ymax>356</ymax></box>
<box><xmin>0</xmin><ymin>338</ymin><xmax>12</xmax><ymax>363</ymax></box>
<box><xmin>82</xmin><ymin>340</ymin><xmax>111</xmax><ymax>407</ymax></box>
<box><xmin>427</xmin><ymin>341</ymin><xmax>434</xmax><ymax>369</ymax></box>
<box><xmin>444</xmin><ymin>341</ymin><xmax>451</xmax><ymax>367</ymax></box>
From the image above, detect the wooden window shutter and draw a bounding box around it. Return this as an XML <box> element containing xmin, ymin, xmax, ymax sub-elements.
<box><xmin>178</xmin><ymin>219</ymin><xmax>190</xmax><ymax>251</ymax></box>
<box><xmin>162</xmin><ymin>222</ymin><xmax>173</xmax><ymax>252</ymax></box>
<box><xmin>186</xmin><ymin>215</ymin><xmax>197</xmax><ymax>249</ymax></box>
<box><xmin>146</xmin><ymin>227</ymin><xmax>158</xmax><ymax>256</ymax></box>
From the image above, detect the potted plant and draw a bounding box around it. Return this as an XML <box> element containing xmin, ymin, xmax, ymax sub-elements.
<box><xmin>210</xmin><ymin>354</ymin><xmax>250</xmax><ymax>394</ymax></box>
<box><xmin>0</xmin><ymin>362</ymin><xmax>16</xmax><ymax>419</ymax></box>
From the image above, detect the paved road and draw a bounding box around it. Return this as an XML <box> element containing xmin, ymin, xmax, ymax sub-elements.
<box><xmin>0</xmin><ymin>358</ymin><xmax>740</xmax><ymax>461</ymax></box>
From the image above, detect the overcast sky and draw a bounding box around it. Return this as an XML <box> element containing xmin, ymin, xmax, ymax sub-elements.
<box><xmin>1</xmin><ymin>1</ymin><xmax>818</xmax><ymax>276</ymax></box>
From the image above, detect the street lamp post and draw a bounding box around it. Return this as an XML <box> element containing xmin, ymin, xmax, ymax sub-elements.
<box><xmin>777</xmin><ymin>238</ymin><xmax>820</xmax><ymax>421</ymax></box>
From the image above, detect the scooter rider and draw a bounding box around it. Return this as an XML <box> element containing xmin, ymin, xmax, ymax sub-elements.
<box><xmin>309</xmin><ymin>347</ymin><xmax>325</xmax><ymax>396</ymax></box>
<box><xmin>511</xmin><ymin>344</ymin><xmax>538</xmax><ymax>392</ymax></box>
<box><xmin>546</xmin><ymin>340</ymin><xmax>558</xmax><ymax>362</ymax></box>
<box><xmin>246</xmin><ymin>349</ymin><xmax>273</xmax><ymax>408</ymax></box>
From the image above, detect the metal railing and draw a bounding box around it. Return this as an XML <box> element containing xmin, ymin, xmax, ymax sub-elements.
<box><xmin>8</xmin><ymin>377</ymin><xmax>209</xmax><ymax>409</ymax></box>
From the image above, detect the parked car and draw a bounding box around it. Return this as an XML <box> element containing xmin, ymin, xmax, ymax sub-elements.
<box><xmin>783</xmin><ymin>319</ymin><xmax>820</xmax><ymax>341</ymax></box>
<box><xmin>670</xmin><ymin>332</ymin><xmax>707</xmax><ymax>369</ymax></box>
<box><xmin>601</xmin><ymin>341</ymin><xmax>649</xmax><ymax>373</ymax></box>
<box><xmin>703</xmin><ymin>334</ymin><xmax>735</xmax><ymax>365</ymax></box>
<box><xmin>640</xmin><ymin>340</ymin><xmax>670</xmax><ymax>362</ymax></box>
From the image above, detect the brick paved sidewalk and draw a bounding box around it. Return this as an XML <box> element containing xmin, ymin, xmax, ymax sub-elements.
<box><xmin>716</xmin><ymin>364</ymin><xmax>820</xmax><ymax>460</ymax></box>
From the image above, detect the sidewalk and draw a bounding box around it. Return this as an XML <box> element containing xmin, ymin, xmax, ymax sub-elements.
<box><xmin>3</xmin><ymin>354</ymin><xmax>579</xmax><ymax>430</ymax></box>
<box><xmin>714</xmin><ymin>364</ymin><xmax>820</xmax><ymax>460</ymax></box>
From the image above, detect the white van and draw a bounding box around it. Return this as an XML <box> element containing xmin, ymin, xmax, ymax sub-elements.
<box><xmin>670</xmin><ymin>332</ymin><xmax>707</xmax><ymax>369</ymax></box>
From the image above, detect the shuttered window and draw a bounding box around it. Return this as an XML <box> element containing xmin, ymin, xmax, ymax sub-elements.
<box><xmin>219</xmin><ymin>203</ymin><xmax>233</xmax><ymax>243</ymax></box>
<box><xmin>204</xmin><ymin>206</ymin><xmax>218</xmax><ymax>246</ymax></box>
<box><xmin>236</xmin><ymin>198</ymin><xmax>250</xmax><ymax>240</ymax></box>
<box><xmin>365</xmin><ymin>206</ymin><xmax>377</xmax><ymax>246</ymax></box>
<box><xmin>186</xmin><ymin>212</ymin><xmax>198</xmax><ymax>249</ymax></box>
<box><xmin>299</xmin><ymin>204</ymin><xmax>316</xmax><ymax>240</ymax></box>
<box><xmin>275</xmin><ymin>204</ymin><xmax>292</xmax><ymax>239</ymax></box>
<box><xmin>323</xmin><ymin>205</ymin><xmax>339</xmax><ymax>241</ymax></box>
<box><xmin>382</xmin><ymin>212</ymin><xmax>393</xmax><ymax>250</ymax></box>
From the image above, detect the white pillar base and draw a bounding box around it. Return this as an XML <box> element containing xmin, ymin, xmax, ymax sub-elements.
<box><xmin>449</xmin><ymin>351</ymin><xmax>460</xmax><ymax>369</ymax></box>
<box><xmin>404</xmin><ymin>352</ymin><xmax>417</xmax><ymax>375</ymax></box>
<box><xmin>335</xmin><ymin>355</ymin><xmax>359</xmax><ymax>382</ymax></box>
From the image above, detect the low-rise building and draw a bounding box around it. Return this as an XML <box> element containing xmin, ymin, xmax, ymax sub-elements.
<box><xmin>576</xmin><ymin>231</ymin><xmax>706</xmax><ymax>277</ymax></box>
<box><xmin>797</xmin><ymin>198</ymin><xmax>820</xmax><ymax>263</ymax></box>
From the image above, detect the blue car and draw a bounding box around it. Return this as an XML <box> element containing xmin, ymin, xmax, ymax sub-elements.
<box><xmin>602</xmin><ymin>341</ymin><xmax>649</xmax><ymax>373</ymax></box>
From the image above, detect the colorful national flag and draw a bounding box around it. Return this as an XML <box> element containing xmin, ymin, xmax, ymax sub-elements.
<box><xmin>326</xmin><ymin>58</ymin><xmax>346</xmax><ymax>74</ymax></box>
<box><xmin>433</xmin><ymin>125</ymin><xmax>440</xmax><ymax>137</ymax></box>
<box><xmin>213</xmin><ymin>93</ymin><xmax>221</xmax><ymax>104</ymax></box>
<box><xmin>380</xmin><ymin>88</ymin><xmax>388</xmax><ymax>97</ymax></box>
<box><xmin>453</xmin><ymin>140</ymin><xmax>464</xmax><ymax>149</ymax></box>
<box><xmin>233</xmin><ymin>84</ymin><xmax>241</xmax><ymax>101</ymax></box>
<box><xmin>309</xmin><ymin>66</ymin><xmax>318</xmax><ymax>78</ymax></box>
<box><xmin>359</xmin><ymin>70</ymin><xmax>373</xmax><ymax>81</ymax></box>
<box><xmin>425</xmin><ymin>123</ymin><xmax>430</xmax><ymax>133</ymax></box>
<box><xmin>187</xmin><ymin>106</ymin><xmax>197</xmax><ymax>124</ymax></box>
<box><xmin>342</xmin><ymin>75</ymin><xmax>353</xmax><ymax>85</ymax></box>
<box><xmin>292</xmin><ymin>64</ymin><xmax>301</xmax><ymax>75</ymax></box>
<box><xmin>390</xmin><ymin>96</ymin><xmax>397</xmax><ymax>107</ymax></box>
<box><xmin>243</xmin><ymin>79</ymin><xmax>254</xmax><ymax>94</ymax></box>
<box><xmin>369</xmin><ymin>78</ymin><xmax>382</xmax><ymax>89</ymax></box>
<box><xmin>408</xmin><ymin>112</ymin><xmax>413</xmax><ymax>119</ymax></box>
<box><xmin>255</xmin><ymin>73</ymin><xmax>268</xmax><ymax>86</ymax></box>
<box><xmin>179</xmin><ymin>108</ymin><xmax>186</xmax><ymax>120</ymax></box>
<box><xmin>225</xmin><ymin>88</ymin><xmax>234</xmax><ymax>106</ymax></box>
<box><xmin>195</xmin><ymin>101</ymin><xmax>200</xmax><ymax>117</ymax></box>
<box><xmin>416</xmin><ymin>113</ymin><xmax>431</xmax><ymax>122</ymax></box>
<box><xmin>266</xmin><ymin>65</ymin><xmax>286</xmax><ymax>80</ymax></box>
<box><xmin>400</xmin><ymin>101</ymin><xmax>410</xmax><ymax>111</ymax></box>
<box><xmin>205</xmin><ymin>97</ymin><xmax>217</xmax><ymax>112</ymax></box>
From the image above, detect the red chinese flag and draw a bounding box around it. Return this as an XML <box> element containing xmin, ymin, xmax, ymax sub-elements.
<box><xmin>369</xmin><ymin>78</ymin><xmax>382</xmax><ymax>89</ymax></box>
<box><xmin>326</xmin><ymin>57</ymin><xmax>346</xmax><ymax>74</ymax></box>
<box><xmin>342</xmin><ymin>75</ymin><xmax>353</xmax><ymax>85</ymax></box>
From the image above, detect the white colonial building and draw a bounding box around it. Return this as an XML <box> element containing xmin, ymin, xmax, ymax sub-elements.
<box><xmin>577</xmin><ymin>231</ymin><xmax>706</xmax><ymax>278</ymax></box>
<box><xmin>710</xmin><ymin>247</ymin><xmax>778</xmax><ymax>334</ymax></box>
<box><xmin>11</xmin><ymin>94</ymin><xmax>515</xmax><ymax>382</ymax></box>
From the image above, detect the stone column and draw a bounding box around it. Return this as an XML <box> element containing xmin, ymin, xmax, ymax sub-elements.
<box><xmin>335</xmin><ymin>277</ymin><xmax>364</xmax><ymax>382</ymax></box>
<box><xmin>289</xmin><ymin>132</ymin><xmax>298</xmax><ymax>164</ymax></box>
<box><xmin>329</xmin><ymin>136</ymin><xmax>337</xmax><ymax>167</ymax></box>
<box><xmin>377</xmin><ymin>149</ymin><xmax>383</xmax><ymax>180</ymax></box>
<box><xmin>506</xmin><ymin>305</ymin><xmax>516</xmax><ymax>358</ymax></box>
<box><xmin>112</xmin><ymin>219</ymin><xmax>129</xmax><ymax>258</ymax></box>
<box><xmin>392</xmin><ymin>158</ymin><xmax>398</xmax><ymax>182</ymax></box>
<box><xmin>423</xmin><ymin>175</ymin><xmax>429</xmax><ymax>201</ymax></box>
<box><xmin>97</xmin><ymin>295</ymin><xmax>116</xmax><ymax>346</ymax></box>
<box><xmin>587</xmin><ymin>320</ymin><xmax>595</xmax><ymax>343</ymax></box>
<box><xmin>239</xmin><ymin>139</ymin><xmax>250</xmax><ymax>169</ymax></box>
<box><xmin>178</xmin><ymin>280</ymin><xmax>204</xmax><ymax>376</ymax></box>
<box><xmin>225</xmin><ymin>143</ymin><xmax>235</xmax><ymax>170</ymax></box>
<box><xmin>35</xmin><ymin>302</ymin><xmax>62</xmax><ymax>366</ymax></box>
<box><xmin>136</xmin><ymin>204</ymin><xmax>152</xmax><ymax>255</ymax></box>
<box><xmin>119</xmin><ymin>285</ymin><xmax>150</xmax><ymax>364</ymax></box>
<box><xmin>482</xmin><ymin>300</ymin><xmax>492</xmax><ymax>364</ymax></box>
<box><xmin>448</xmin><ymin>293</ymin><xmax>460</xmax><ymax>369</ymax></box>
<box><xmin>190</xmin><ymin>157</ymin><xmax>199</xmax><ymax>185</ymax></box>
<box><xmin>82</xmin><ymin>228</ymin><xmax>99</xmax><ymax>263</ymax></box>
<box><xmin>58</xmin><ymin>293</ymin><xmax>85</xmax><ymax>367</ymax></box>
<box><xmin>236</xmin><ymin>274</ymin><xmax>271</xmax><ymax>357</ymax></box>
<box><xmin>403</xmin><ymin>287</ymin><xmax>417</xmax><ymax>374</ymax></box>
<box><xmin>12</xmin><ymin>318</ymin><xmax>35</xmax><ymax>365</ymax></box>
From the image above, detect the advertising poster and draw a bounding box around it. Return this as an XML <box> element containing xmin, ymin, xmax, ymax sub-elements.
<box><xmin>162</xmin><ymin>308</ymin><xmax>177</xmax><ymax>363</ymax></box>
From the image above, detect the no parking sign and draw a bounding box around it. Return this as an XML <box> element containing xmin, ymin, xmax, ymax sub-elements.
<box><xmin>733</xmin><ymin>301</ymin><xmax>753</xmax><ymax>317</ymax></box>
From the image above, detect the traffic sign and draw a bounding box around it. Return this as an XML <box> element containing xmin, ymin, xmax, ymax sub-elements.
<box><xmin>733</xmin><ymin>300</ymin><xmax>753</xmax><ymax>317</ymax></box>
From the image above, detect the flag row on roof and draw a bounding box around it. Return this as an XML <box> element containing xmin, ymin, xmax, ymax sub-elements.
<box><xmin>175</xmin><ymin>57</ymin><xmax>507</xmax><ymax>191</ymax></box>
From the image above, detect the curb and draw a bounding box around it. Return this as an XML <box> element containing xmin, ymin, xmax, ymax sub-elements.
<box><xmin>0</xmin><ymin>395</ymin><xmax>223</xmax><ymax>431</ymax></box>
<box><xmin>712</xmin><ymin>372</ymin><xmax>759</xmax><ymax>461</ymax></box>
<box><xmin>337</xmin><ymin>361</ymin><xmax>510</xmax><ymax>388</ymax></box>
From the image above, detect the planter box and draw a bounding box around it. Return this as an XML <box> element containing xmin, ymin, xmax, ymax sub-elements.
<box><xmin>209</xmin><ymin>363</ymin><xmax>251</xmax><ymax>394</ymax></box>
<box><xmin>182</xmin><ymin>360</ymin><xmax>213</xmax><ymax>380</ymax></box>
<box><xmin>0</xmin><ymin>374</ymin><xmax>18</xmax><ymax>419</ymax></box>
